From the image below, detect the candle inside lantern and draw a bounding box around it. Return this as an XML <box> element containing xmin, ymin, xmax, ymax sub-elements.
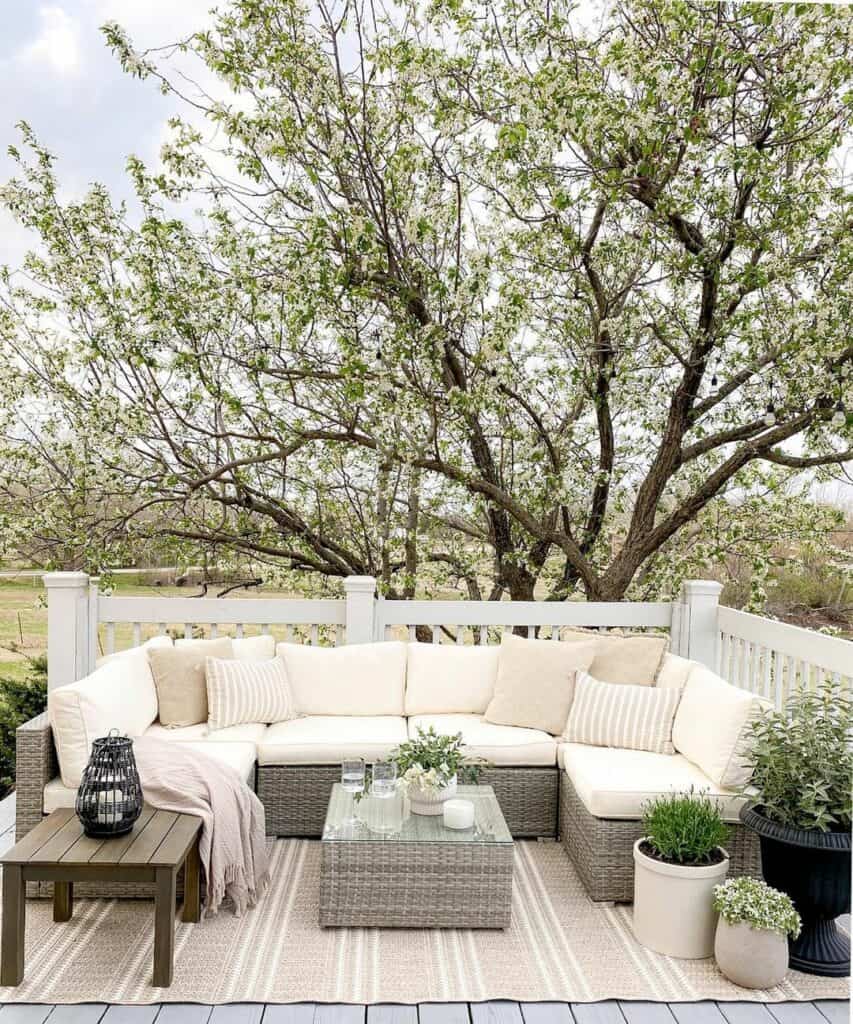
<box><xmin>443</xmin><ymin>798</ymin><xmax>474</xmax><ymax>830</ymax></box>
<box><xmin>95</xmin><ymin>789</ymin><xmax>124</xmax><ymax>824</ymax></box>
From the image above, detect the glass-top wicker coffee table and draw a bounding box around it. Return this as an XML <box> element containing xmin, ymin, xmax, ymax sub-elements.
<box><xmin>319</xmin><ymin>784</ymin><xmax>513</xmax><ymax>928</ymax></box>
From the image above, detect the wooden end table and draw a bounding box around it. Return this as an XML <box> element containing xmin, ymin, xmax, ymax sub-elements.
<box><xmin>1</xmin><ymin>805</ymin><xmax>202</xmax><ymax>989</ymax></box>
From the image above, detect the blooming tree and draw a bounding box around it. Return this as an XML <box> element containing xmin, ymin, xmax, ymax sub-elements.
<box><xmin>0</xmin><ymin>0</ymin><xmax>850</xmax><ymax>602</ymax></box>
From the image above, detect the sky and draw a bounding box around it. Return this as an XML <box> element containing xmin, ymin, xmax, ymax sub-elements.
<box><xmin>0</xmin><ymin>1</ymin><xmax>220</xmax><ymax>268</ymax></box>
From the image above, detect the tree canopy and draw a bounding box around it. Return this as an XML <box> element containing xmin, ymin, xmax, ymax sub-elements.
<box><xmin>1</xmin><ymin>0</ymin><xmax>851</xmax><ymax>603</ymax></box>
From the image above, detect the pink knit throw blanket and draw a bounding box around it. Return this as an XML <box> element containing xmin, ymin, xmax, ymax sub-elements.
<box><xmin>133</xmin><ymin>737</ymin><xmax>269</xmax><ymax>916</ymax></box>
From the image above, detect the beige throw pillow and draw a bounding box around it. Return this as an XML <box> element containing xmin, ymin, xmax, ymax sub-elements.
<box><xmin>148</xmin><ymin>637</ymin><xmax>234</xmax><ymax>727</ymax></box>
<box><xmin>564</xmin><ymin>671</ymin><xmax>682</xmax><ymax>754</ymax></box>
<box><xmin>560</xmin><ymin>628</ymin><xmax>667</xmax><ymax>685</ymax></box>
<box><xmin>484</xmin><ymin>633</ymin><xmax>597</xmax><ymax>735</ymax></box>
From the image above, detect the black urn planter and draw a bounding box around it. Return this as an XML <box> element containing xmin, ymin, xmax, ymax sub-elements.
<box><xmin>741</xmin><ymin>805</ymin><xmax>851</xmax><ymax>977</ymax></box>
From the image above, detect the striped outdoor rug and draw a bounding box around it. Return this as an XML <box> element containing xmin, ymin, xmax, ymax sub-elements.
<box><xmin>0</xmin><ymin>840</ymin><xmax>848</xmax><ymax>1004</ymax></box>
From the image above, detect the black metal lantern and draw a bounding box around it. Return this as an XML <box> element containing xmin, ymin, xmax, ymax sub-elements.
<box><xmin>75</xmin><ymin>730</ymin><xmax>143</xmax><ymax>838</ymax></box>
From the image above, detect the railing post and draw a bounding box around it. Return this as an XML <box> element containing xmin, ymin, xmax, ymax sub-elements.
<box><xmin>344</xmin><ymin>575</ymin><xmax>378</xmax><ymax>644</ymax></box>
<box><xmin>44</xmin><ymin>572</ymin><xmax>95</xmax><ymax>690</ymax></box>
<box><xmin>680</xmin><ymin>579</ymin><xmax>723</xmax><ymax>671</ymax></box>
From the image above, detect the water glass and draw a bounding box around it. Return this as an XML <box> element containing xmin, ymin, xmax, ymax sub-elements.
<box><xmin>341</xmin><ymin>758</ymin><xmax>365</xmax><ymax>827</ymax></box>
<box><xmin>371</xmin><ymin>760</ymin><xmax>397</xmax><ymax>799</ymax></box>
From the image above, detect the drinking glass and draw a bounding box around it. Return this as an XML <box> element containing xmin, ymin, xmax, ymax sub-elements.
<box><xmin>371</xmin><ymin>760</ymin><xmax>397</xmax><ymax>799</ymax></box>
<box><xmin>340</xmin><ymin>758</ymin><xmax>365</xmax><ymax>829</ymax></box>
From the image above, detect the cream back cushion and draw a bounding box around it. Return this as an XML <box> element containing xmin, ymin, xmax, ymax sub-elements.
<box><xmin>565</xmin><ymin>672</ymin><xmax>682</xmax><ymax>754</ymax></box>
<box><xmin>49</xmin><ymin>646</ymin><xmax>159</xmax><ymax>788</ymax></box>
<box><xmin>276</xmin><ymin>641</ymin><xmax>407</xmax><ymax>716</ymax></box>
<box><xmin>206</xmin><ymin>656</ymin><xmax>295</xmax><ymax>730</ymax></box>
<box><xmin>673</xmin><ymin>666</ymin><xmax>769</xmax><ymax>788</ymax></box>
<box><xmin>404</xmin><ymin>643</ymin><xmax>499</xmax><ymax>715</ymax></box>
<box><xmin>561</xmin><ymin>629</ymin><xmax>667</xmax><ymax>685</ymax></box>
<box><xmin>176</xmin><ymin>634</ymin><xmax>275</xmax><ymax>661</ymax></box>
<box><xmin>149</xmin><ymin>638</ymin><xmax>234</xmax><ymax>727</ymax></box>
<box><xmin>484</xmin><ymin>633</ymin><xmax>597</xmax><ymax>735</ymax></box>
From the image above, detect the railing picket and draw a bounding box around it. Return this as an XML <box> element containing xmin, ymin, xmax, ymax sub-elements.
<box><xmin>408</xmin><ymin>625</ymin><xmax>416</xmax><ymax>642</ymax></box>
<box><xmin>132</xmin><ymin>622</ymin><xmax>141</xmax><ymax>647</ymax></box>
<box><xmin>762</xmin><ymin>645</ymin><xmax>772</xmax><ymax>699</ymax></box>
<box><xmin>527</xmin><ymin>626</ymin><xmax>534</xmax><ymax>639</ymax></box>
<box><xmin>184</xmin><ymin>623</ymin><xmax>192</xmax><ymax>639</ymax></box>
<box><xmin>235</xmin><ymin>623</ymin><xmax>244</xmax><ymax>638</ymax></box>
<box><xmin>261</xmin><ymin>623</ymin><xmax>270</xmax><ymax>636</ymax></box>
<box><xmin>105</xmin><ymin>622</ymin><xmax>115</xmax><ymax>655</ymax></box>
<box><xmin>310</xmin><ymin>624</ymin><xmax>319</xmax><ymax>645</ymax></box>
<box><xmin>432</xmin><ymin>626</ymin><xmax>440</xmax><ymax>644</ymax></box>
<box><xmin>479</xmin><ymin>625</ymin><xmax>487</xmax><ymax>646</ymax></box>
<box><xmin>456</xmin><ymin>627</ymin><xmax>464</xmax><ymax>645</ymax></box>
<box><xmin>158</xmin><ymin>622</ymin><xmax>166</xmax><ymax>637</ymax></box>
<box><xmin>210</xmin><ymin>623</ymin><xmax>218</xmax><ymax>640</ymax></box>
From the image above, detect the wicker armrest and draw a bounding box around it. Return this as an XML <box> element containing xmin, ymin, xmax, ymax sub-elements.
<box><xmin>15</xmin><ymin>711</ymin><xmax>59</xmax><ymax>840</ymax></box>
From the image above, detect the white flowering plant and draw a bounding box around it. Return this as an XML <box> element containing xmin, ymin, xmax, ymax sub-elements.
<box><xmin>390</xmin><ymin>727</ymin><xmax>486</xmax><ymax>794</ymax></box>
<box><xmin>713</xmin><ymin>877</ymin><xmax>801</xmax><ymax>939</ymax></box>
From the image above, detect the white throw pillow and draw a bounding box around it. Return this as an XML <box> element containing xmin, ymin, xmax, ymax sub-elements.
<box><xmin>672</xmin><ymin>666</ymin><xmax>769</xmax><ymax>788</ymax></box>
<box><xmin>564</xmin><ymin>671</ymin><xmax>682</xmax><ymax>754</ymax></box>
<box><xmin>176</xmin><ymin>634</ymin><xmax>275</xmax><ymax>661</ymax></box>
<box><xmin>404</xmin><ymin>643</ymin><xmax>499</xmax><ymax>716</ymax></box>
<box><xmin>206</xmin><ymin>656</ymin><xmax>295</xmax><ymax>730</ymax></box>
<box><xmin>48</xmin><ymin>647</ymin><xmax>159</xmax><ymax>788</ymax></box>
<box><xmin>276</xmin><ymin>640</ymin><xmax>407</xmax><ymax>716</ymax></box>
<box><xmin>484</xmin><ymin>633</ymin><xmax>597</xmax><ymax>735</ymax></box>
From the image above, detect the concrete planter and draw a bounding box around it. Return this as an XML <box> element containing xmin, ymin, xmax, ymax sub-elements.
<box><xmin>632</xmin><ymin>838</ymin><xmax>730</xmax><ymax>958</ymax></box>
<box><xmin>714</xmin><ymin>919</ymin><xmax>788</xmax><ymax>989</ymax></box>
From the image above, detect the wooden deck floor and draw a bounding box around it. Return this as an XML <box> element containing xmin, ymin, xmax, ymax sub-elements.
<box><xmin>0</xmin><ymin>1000</ymin><xmax>848</xmax><ymax>1024</ymax></box>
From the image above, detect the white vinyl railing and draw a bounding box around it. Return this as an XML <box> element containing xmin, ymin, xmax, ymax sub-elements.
<box><xmin>42</xmin><ymin>573</ymin><xmax>853</xmax><ymax>709</ymax></box>
<box><xmin>717</xmin><ymin>605</ymin><xmax>853</xmax><ymax>708</ymax></box>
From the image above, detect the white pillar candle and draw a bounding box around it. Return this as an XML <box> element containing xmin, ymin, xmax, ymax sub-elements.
<box><xmin>443</xmin><ymin>798</ymin><xmax>475</xmax><ymax>830</ymax></box>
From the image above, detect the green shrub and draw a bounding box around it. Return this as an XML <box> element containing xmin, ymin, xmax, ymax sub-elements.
<box><xmin>744</xmin><ymin>681</ymin><xmax>852</xmax><ymax>832</ymax></box>
<box><xmin>641</xmin><ymin>789</ymin><xmax>729</xmax><ymax>865</ymax></box>
<box><xmin>0</xmin><ymin>659</ymin><xmax>48</xmax><ymax>797</ymax></box>
<box><xmin>713</xmin><ymin>877</ymin><xmax>801</xmax><ymax>938</ymax></box>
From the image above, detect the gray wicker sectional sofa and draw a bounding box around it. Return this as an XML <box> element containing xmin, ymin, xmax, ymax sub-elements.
<box><xmin>16</xmin><ymin>637</ymin><xmax>761</xmax><ymax>903</ymax></box>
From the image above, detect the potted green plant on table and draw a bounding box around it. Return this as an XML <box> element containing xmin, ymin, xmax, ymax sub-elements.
<box><xmin>391</xmin><ymin>727</ymin><xmax>484</xmax><ymax>815</ymax></box>
<box><xmin>633</xmin><ymin>789</ymin><xmax>730</xmax><ymax>958</ymax></box>
<box><xmin>740</xmin><ymin>682</ymin><xmax>851</xmax><ymax>977</ymax></box>
<box><xmin>713</xmin><ymin>876</ymin><xmax>801</xmax><ymax>989</ymax></box>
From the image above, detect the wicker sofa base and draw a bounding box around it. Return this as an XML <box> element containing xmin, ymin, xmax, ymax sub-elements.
<box><xmin>257</xmin><ymin>764</ymin><xmax>559</xmax><ymax>838</ymax></box>
<box><xmin>558</xmin><ymin>772</ymin><xmax>762</xmax><ymax>902</ymax></box>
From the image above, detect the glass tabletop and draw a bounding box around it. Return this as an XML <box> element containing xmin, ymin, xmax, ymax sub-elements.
<box><xmin>321</xmin><ymin>784</ymin><xmax>513</xmax><ymax>845</ymax></box>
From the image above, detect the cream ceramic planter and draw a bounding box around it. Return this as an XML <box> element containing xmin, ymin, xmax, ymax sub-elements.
<box><xmin>714</xmin><ymin>919</ymin><xmax>789</xmax><ymax>989</ymax></box>
<box><xmin>407</xmin><ymin>775</ymin><xmax>457</xmax><ymax>816</ymax></box>
<box><xmin>632</xmin><ymin>838</ymin><xmax>730</xmax><ymax>959</ymax></box>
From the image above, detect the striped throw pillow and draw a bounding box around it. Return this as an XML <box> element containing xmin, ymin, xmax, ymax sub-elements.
<box><xmin>205</xmin><ymin>656</ymin><xmax>295</xmax><ymax>730</ymax></box>
<box><xmin>564</xmin><ymin>672</ymin><xmax>682</xmax><ymax>754</ymax></box>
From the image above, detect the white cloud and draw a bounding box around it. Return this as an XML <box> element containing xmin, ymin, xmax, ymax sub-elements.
<box><xmin>18</xmin><ymin>6</ymin><xmax>83</xmax><ymax>77</ymax></box>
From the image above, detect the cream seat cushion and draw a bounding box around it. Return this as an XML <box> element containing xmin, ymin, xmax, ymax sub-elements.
<box><xmin>48</xmin><ymin>646</ymin><xmax>160</xmax><ymax>788</ymax></box>
<box><xmin>408</xmin><ymin>714</ymin><xmax>557</xmax><ymax>767</ymax></box>
<box><xmin>276</xmin><ymin>641</ymin><xmax>407</xmax><ymax>716</ymax></box>
<box><xmin>43</xmin><ymin>740</ymin><xmax>257</xmax><ymax>813</ymax></box>
<box><xmin>257</xmin><ymin>716</ymin><xmax>408</xmax><ymax>765</ymax></box>
<box><xmin>673</xmin><ymin>666</ymin><xmax>770</xmax><ymax>789</ymax></box>
<box><xmin>144</xmin><ymin>721</ymin><xmax>268</xmax><ymax>744</ymax></box>
<box><xmin>560</xmin><ymin>742</ymin><xmax>745</xmax><ymax>822</ymax></box>
<box><xmin>405</xmin><ymin>642</ymin><xmax>499</xmax><ymax>716</ymax></box>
